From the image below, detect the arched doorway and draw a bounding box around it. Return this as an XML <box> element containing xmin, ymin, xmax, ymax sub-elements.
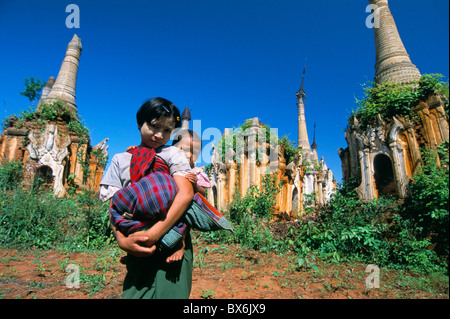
<box><xmin>373</xmin><ymin>154</ymin><xmax>396</xmax><ymax>197</ymax></box>
<box><xmin>33</xmin><ymin>165</ymin><xmax>53</xmax><ymax>190</ymax></box>
<box><xmin>211</xmin><ymin>185</ymin><xmax>218</xmax><ymax>209</ymax></box>
<box><xmin>291</xmin><ymin>187</ymin><xmax>298</xmax><ymax>214</ymax></box>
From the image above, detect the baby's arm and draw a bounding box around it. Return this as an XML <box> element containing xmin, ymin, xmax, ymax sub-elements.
<box><xmin>131</xmin><ymin>175</ymin><xmax>194</xmax><ymax>245</ymax></box>
<box><xmin>185</xmin><ymin>172</ymin><xmax>207</xmax><ymax>196</ymax></box>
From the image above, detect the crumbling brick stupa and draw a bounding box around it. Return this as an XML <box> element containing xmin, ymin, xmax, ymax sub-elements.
<box><xmin>197</xmin><ymin>65</ymin><xmax>336</xmax><ymax>219</ymax></box>
<box><xmin>0</xmin><ymin>34</ymin><xmax>108</xmax><ymax>197</ymax></box>
<box><xmin>339</xmin><ymin>0</ymin><xmax>449</xmax><ymax>201</ymax></box>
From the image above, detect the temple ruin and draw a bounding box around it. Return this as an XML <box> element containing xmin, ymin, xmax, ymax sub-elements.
<box><xmin>339</xmin><ymin>0</ymin><xmax>449</xmax><ymax>201</ymax></box>
<box><xmin>202</xmin><ymin>67</ymin><xmax>336</xmax><ymax>218</ymax></box>
<box><xmin>0</xmin><ymin>34</ymin><xmax>108</xmax><ymax>196</ymax></box>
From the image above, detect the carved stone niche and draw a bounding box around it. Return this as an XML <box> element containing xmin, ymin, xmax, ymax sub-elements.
<box><xmin>26</xmin><ymin>123</ymin><xmax>71</xmax><ymax>197</ymax></box>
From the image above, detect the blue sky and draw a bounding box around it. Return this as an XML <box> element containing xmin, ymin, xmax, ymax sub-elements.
<box><xmin>0</xmin><ymin>0</ymin><xmax>448</xmax><ymax>183</ymax></box>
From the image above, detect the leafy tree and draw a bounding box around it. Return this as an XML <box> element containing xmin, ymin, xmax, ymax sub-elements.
<box><xmin>19</xmin><ymin>76</ymin><xmax>46</xmax><ymax>104</ymax></box>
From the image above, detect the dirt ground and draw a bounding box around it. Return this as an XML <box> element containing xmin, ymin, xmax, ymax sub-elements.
<box><xmin>0</xmin><ymin>241</ymin><xmax>448</xmax><ymax>300</ymax></box>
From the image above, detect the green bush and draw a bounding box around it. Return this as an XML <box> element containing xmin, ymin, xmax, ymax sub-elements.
<box><xmin>349</xmin><ymin>74</ymin><xmax>449</xmax><ymax>130</ymax></box>
<box><xmin>4</xmin><ymin>99</ymin><xmax>90</xmax><ymax>140</ymax></box>
<box><xmin>401</xmin><ymin>141</ymin><xmax>449</xmax><ymax>266</ymax></box>
<box><xmin>285</xmin><ymin>143</ymin><xmax>449</xmax><ymax>273</ymax></box>
<box><xmin>0</xmin><ymin>186</ymin><xmax>112</xmax><ymax>251</ymax></box>
<box><xmin>0</xmin><ymin>160</ymin><xmax>23</xmax><ymax>190</ymax></box>
<box><xmin>388</xmin><ymin>214</ymin><xmax>443</xmax><ymax>273</ymax></box>
<box><xmin>278</xmin><ymin>136</ymin><xmax>301</xmax><ymax>164</ymax></box>
<box><xmin>294</xmin><ymin>186</ymin><xmax>394</xmax><ymax>266</ymax></box>
<box><xmin>224</xmin><ymin>174</ymin><xmax>281</xmax><ymax>250</ymax></box>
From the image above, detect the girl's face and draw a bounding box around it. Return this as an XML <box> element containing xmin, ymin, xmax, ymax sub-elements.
<box><xmin>140</xmin><ymin>116</ymin><xmax>175</xmax><ymax>149</ymax></box>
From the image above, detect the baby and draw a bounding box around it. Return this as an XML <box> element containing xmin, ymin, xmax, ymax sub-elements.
<box><xmin>168</xmin><ymin>129</ymin><xmax>212</xmax><ymax>261</ymax></box>
<box><xmin>173</xmin><ymin>129</ymin><xmax>211</xmax><ymax>194</ymax></box>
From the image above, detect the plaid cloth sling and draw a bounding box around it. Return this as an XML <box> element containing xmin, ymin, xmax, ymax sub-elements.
<box><xmin>110</xmin><ymin>146</ymin><xmax>233</xmax><ymax>251</ymax></box>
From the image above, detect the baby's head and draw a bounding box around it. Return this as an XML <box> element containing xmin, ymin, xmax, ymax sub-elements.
<box><xmin>172</xmin><ymin>129</ymin><xmax>201</xmax><ymax>167</ymax></box>
<box><xmin>136</xmin><ymin>97</ymin><xmax>181</xmax><ymax>149</ymax></box>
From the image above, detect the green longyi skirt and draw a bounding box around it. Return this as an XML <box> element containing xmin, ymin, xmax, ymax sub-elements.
<box><xmin>122</xmin><ymin>233</ymin><xmax>193</xmax><ymax>299</ymax></box>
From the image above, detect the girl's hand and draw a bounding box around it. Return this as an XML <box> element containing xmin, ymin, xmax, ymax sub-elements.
<box><xmin>129</xmin><ymin>228</ymin><xmax>159</xmax><ymax>249</ymax></box>
<box><xmin>109</xmin><ymin>204</ymin><xmax>156</xmax><ymax>257</ymax></box>
<box><xmin>117</xmin><ymin>235</ymin><xmax>157</xmax><ymax>257</ymax></box>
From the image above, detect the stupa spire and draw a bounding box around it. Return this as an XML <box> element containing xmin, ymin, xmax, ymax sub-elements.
<box><xmin>38</xmin><ymin>76</ymin><xmax>55</xmax><ymax>105</ymax></box>
<box><xmin>40</xmin><ymin>34</ymin><xmax>82</xmax><ymax>115</ymax></box>
<box><xmin>311</xmin><ymin>122</ymin><xmax>319</xmax><ymax>162</ymax></box>
<box><xmin>181</xmin><ymin>106</ymin><xmax>191</xmax><ymax>130</ymax></box>
<box><xmin>311</xmin><ymin>122</ymin><xmax>318</xmax><ymax>150</ymax></box>
<box><xmin>296</xmin><ymin>63</ymin><xmax>311</xmax><ymax>155</ymax></box>
<box><xmin>369</xmin><ymin>0</ymin><xmax>421</xmax><ymax>84</ymax></box>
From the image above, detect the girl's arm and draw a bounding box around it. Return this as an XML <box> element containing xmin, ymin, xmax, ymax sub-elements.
<box><xmin>196</xmin><ymin>185</ymin><xmax>207</xmax><ymax>197</ymax></box>
<box><xmin>185</xmin><ymin>172</ymin><xmax>206</xmax><ymax>196</ymax></box>
<box><xmin>132</xmin><ymin>175</ymin><xmax>194</xmax><ymax>245</ymax></box>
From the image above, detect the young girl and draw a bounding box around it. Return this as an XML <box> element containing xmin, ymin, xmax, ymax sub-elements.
<box><xmin>99</xmin><ymin>97</ymin><xmax>194</xmax><ymax>298</ymax></box>
<box><xmin>100</xmin><ymin>97</ymin><xmax>232</xmax><ymax>298</ymax></box>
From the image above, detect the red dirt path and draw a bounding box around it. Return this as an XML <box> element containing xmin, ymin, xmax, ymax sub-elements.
<box><xmin>0</xmin><ymin>243</ymin><xmax>448</xmax><ymax>299</ymax></box>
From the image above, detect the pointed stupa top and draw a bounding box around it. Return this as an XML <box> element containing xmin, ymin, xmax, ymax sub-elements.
<box><xmin>181</xmin><ymin>106</ymin><xmax>191</xmax><ymax>130</ymax></box>
<box><xmin>68</xmin><ymin>34</ymin><xmax>82</xmax><ymax>50</ymax></box>
<box><xmin>296</xmin><ymin>62</ymin><xmax>307</xmax><ymax>99</ymax></box>
<box><xmin>39</xmin><ymin>34</ymin><xmax>82</xmax><ymax>116</ymax></box>
<box><xmin>311</xmin><ymin>122</ymin><xmax>319</xmax><ymax>162</ymax></box>
<box><xmin>296</xmin><ymin>64</ymin><xmax>312</xmax><ymax>155</ymax></box>
<box><xmin>181</xmin><ymin>106</ymin><xmax>191</xmax><ymax>120</ymax></box>
<box><xmin>311</xmin><ymin>122</ymin><xmax>318</xmax><ymax>150</ymax></box>
<box><xmin>369</xmin><ymin>0</ymin><xmax>421</xmax><ymax>84</ymax></box>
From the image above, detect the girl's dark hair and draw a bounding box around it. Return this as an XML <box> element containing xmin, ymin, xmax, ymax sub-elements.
<box><xmin>136</xmin><ymin>97</ymin><xmax>181</xmax><ymax>129</ymax></box>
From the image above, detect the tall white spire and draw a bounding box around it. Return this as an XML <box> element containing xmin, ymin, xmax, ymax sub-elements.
<box><xmin>296</xmin><ymin>65</ymin><xmax>312</xmax><ymax>158</ymax></box>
